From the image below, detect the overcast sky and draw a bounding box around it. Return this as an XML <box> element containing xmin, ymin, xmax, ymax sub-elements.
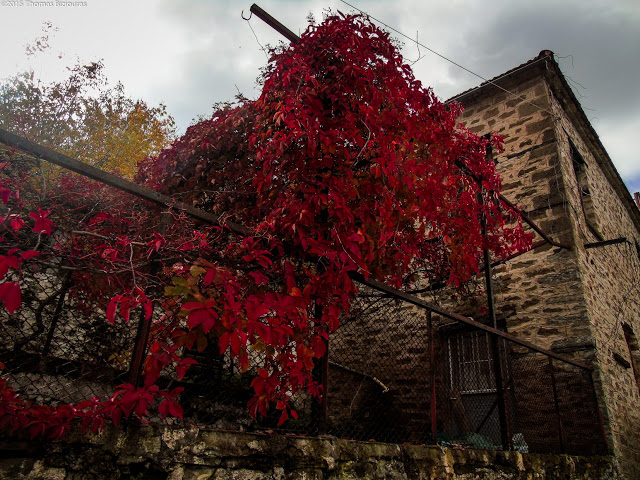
<box><xmin>1</xmin><ymin>0</ymin><xmax>639</xmax><ymax>193</ymax></box>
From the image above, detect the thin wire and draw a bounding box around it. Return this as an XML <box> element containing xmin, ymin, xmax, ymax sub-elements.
<box><xmin>339</xmin><ymin>0</ymin><xmax>555</xmax><ymax>116</ymax></box>
<box><xmin>246</xmin><ymin>19</ymin><xmax>269</xmax><ymax>61</ymax></box>
<box><xmin>555</xmin><ymin>54</ymin><xmax>575</xmax><ymax>69</ymax></box>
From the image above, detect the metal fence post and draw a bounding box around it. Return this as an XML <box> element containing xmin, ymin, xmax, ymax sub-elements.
<box><xmin>127</xmin><ymin>213</ymin><xmax>172</xmax><ymax>387</ymax></box>
<box><xmin>311</xmin><ymin>303</ymin><xmax>329</xmax><ymax>435</ymax></box>
<box><xmin>479</xmin><ymin>187</ymin><xmax>511</xmax><ymax>450</ymax></box>
<box><xmin>501</xmin><ymin>339</ymin><xmax>514</xmax><ymax>450</ymax></box>
<box><xmin>128</xmin><ymin>306</ymin><xmax>152</xmax><ymax>386</ymax></box>
<box><xmin>42</xmin><ymin>270</ymin><xmax>72</xmax><ymax>357</ymax></box>
<box><xmin>490</xmin><ymin>334</ymin><xmax>510</xmax><ymax>449</ymax></box>
<box><xmin>319</xmin><ymin>336</ymin><xmax>329</xmax><ymax>435</ymax></box>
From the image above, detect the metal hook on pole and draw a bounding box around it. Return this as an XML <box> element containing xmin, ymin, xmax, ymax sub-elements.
<box><xmin>241</xmin><ymin>10</ymin><xmax>252</xmax><ymax>21</ymax></box>
<box><xmin>249</xmin><ymin>4</ymin><xmax>300</xmax><ymax>44</ymax></box>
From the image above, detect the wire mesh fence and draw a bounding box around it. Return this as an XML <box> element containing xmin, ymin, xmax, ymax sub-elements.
<box><xmin>0</xmin><ymin>264</ymin><xmax>609</xmax><ymax>456</ymax></box>
<box><xmin>0</xmin><ymin>139</ymin><xmax>608</xmax><ymax>455</ymax></box>
<box><xmin>434</xmin><ymin>325</ymin><xmax>606</xmax><ymax>455</ymax></box>
<box><xmin>0</xmin><ymin>232</ymin><xmax>314</xmax><ymax>433</ymax></box>
<box><xmin>0</xmin><ymin>265</ymin><xmax>131</xmax><ymax>408</ymax></box>
<box><xmin>326</xmin><ymin>279</ymin><xmax>608</xmax><ymax>455</ymax></box>
<box><xmin>326</xmin><ymin>289</ymin><xmax>431</xmax><ymax>442</ymax></box>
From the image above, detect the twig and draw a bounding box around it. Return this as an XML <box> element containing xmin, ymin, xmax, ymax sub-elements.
<box><xmin>72</xmin><ymin>230</ymin><xmax>145</xmax><ymax>246</ymax></box>
<box><xmin>353</xmin><ymin>121</ymin><xmax>372</xmax><ymax>165</ymax></box>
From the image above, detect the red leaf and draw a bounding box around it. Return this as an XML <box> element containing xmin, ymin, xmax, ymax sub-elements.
<box><xmin>158</xmin><ymin>400</ymin><xmax>170</xmax><ymax>419</ymax></box>
<box><xmin>163</xmin><ymin>387</ymin><xmax>184</xmax><ymax>399</ymax></box>
<box><xmin>311</xmin><ymin>337</ymin><xmax>327</xmax><ymax>358</ymax></box>
<box><xmin>176</xmin><ymin>358</ymin><xmax>198</xmax><ymax>380</ymax></box>
<box><xmin>248</xmin><ymin>271</ymin><xmax>269</xmax><ymax>285</ymax></box>
<box><xmin>219</xmin><ymin>332</ymin><xmax>230</xmax><ymax>354</ymax></box>
<box><xmin>239</xmin><ymin>354</ymin><xmax>249</xmax><ymax>372</ymax></box>
<box><xmin>182</xmin><ymin>301</ymin><xmax>204</xmax><ymax>311</ymax></box>
<box><xmin>230</xmin><ymin>333</ymin><xmax>241</xmax><ymax>356</ymax></box>
<box><xmin>169</xmin><ymin>401</ymin><xmax>184</xmax><ymax>419</ymax></box>
<box><xmin>111</xmin><ymin>407</ymin><xmax>123</xmax><ymax>427</ymax></box>
<box><xmin>277</xmin><ymin>409</ymin><xmax>288</xmax><ymax>426</ymax></box>
<box><xmin>106</xmin><ymin>296</ymin><xmax>120</xmax><ymax>325</ymax></box>
<box><xmin>29</xmin><ymin>208</ymin><xmax>54</xmax><ymax>235</ymax></box>
<box><xmin>0</xmin><ymin>187</ymin><xmax>12</xmax><ymax>205</ymax></box>
<box><xmin>20</xmin><ymin>251</ymin><xmax>41</xmax><ymax>260</ymax></box>
<box><xmin>186</xmin><ymin>308</ymin><xmax>218</xmax><ymax>333</ymax></box>
<box><xmin>0</xmin><ymin>254</ymin><xmax>20</xmax><ymax>278</ymax></box>
<box><xmin>120</xmin><ymin>300</ymin><xmax>131</xmax><ymax>323</ymax></box>
<box><xmin>9</xmin><ymin>217</ymin><xmax>24</xmax><ymax>232</ymax></box>
<box><xmin>89</xmin><ymin>212</ymin><xmax>112</xmax><ymax>225</ymax></box>
<box><xmin>0</xmin><ymin>282</ymin><xmax>21</xmax><ymax>314</ymax></box>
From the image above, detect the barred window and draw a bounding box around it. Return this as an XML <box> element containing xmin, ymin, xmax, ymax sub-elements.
<box><xmin>448</xmin><ymin>331</ymin><xmax>496</xmax><ymax>394</ymax></box>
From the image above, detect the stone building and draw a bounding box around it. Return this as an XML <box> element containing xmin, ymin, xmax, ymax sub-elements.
<box><xmin>444</xmin><ymin>50</ymin><xmax>640</xmax><ymax>479</ymax></box>
<box><xmin>1</xmin><ymin>49</ymin><xmax>638</xmax><ymax>480</ymax></box>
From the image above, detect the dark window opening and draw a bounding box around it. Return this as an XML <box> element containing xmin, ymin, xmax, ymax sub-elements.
<box><xmin>569</xmin><ymin>139</ymin><xmax>602</xmax><ymax>241</ymax></box>
<box><xmin>570</xmin><ymin>140</ymin><xmax>586</xmax><ymax>175</ymax></box>
<box><xmin>622</xmin><ymin>323</ymin><xmax>640</xmax><ymax>398</ymax></box>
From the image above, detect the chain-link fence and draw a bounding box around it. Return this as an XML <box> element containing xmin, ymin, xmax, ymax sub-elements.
<box><xmin>326</xmin><ymin>278</ymin><xmax>608</xmax><ymax>455</ymax></box>
<box><xmin>0</xmin><ymin>226</ymin><xmax>315</xmax><ymax>433</ymax></box>
<box><xmin>1</xmin><ymin>265</ymin><xmax>132</xmax><ymax>408</ymax></box>
<box><xmin>326</xmin><ymin>289</ymin><xmax>431</xmax><ymax>442</ymax></box>
<box><xmin>0</xmin><ymin>264</ymin><xmax>609</xmax><ymax>456</ymax></box>
<box><xmin>0</xmin><ymin>133</ymin><xmax>608</xmax><ymax>455</ymax></box>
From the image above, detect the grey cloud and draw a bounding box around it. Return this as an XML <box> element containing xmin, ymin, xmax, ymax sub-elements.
<box><xmin>454</xmin><ymin>1</ymin><xmax>640</xmax><ymax>119</ymax></box>
<box><xmin>152</xmin><ymin>0</ymin><xmax>639</xmax><ymax>186</ymax></box>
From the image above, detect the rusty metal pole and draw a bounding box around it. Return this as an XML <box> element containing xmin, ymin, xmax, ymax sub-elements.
<box><xmin>127</xmin><ymin>213</ymin><xmax>172</xmax><ymax>386</ymax></box>
<box><xmin>490</xmin><ymin>335</ymin><xmax>510</xmax><ymax>449</ymax></box>
<box><xmin>311</xmin><ymin>304</ymin><xmax>329</xmax><ymax>435</ymax></box>
<box><xmin>244</xmin><ymin>4</ymin><xmax>328</xmax><ymax>431</ymax></box>
<box><xmin>42</xmin><ymin>271</ymin><xmax>72</xmax><ymax>357</ymax></box>
<box><xmin>0</xmin><ymin>128</ymin><xmax>250</xmax><ymax>236</ymax></box>
<box><xmin>128</xmin><ymin>305</ymin><xmax>152</xmax><ymax>386</ymax></box>
<box><xmin>478</xmin><ymin>194</ymin><xmax>498</xmax><ymax>330</ymax></box>
<box><xmin>478</xmin><ymin>184</ymin><xmax>510</xmax><ymax>449</ymax></box>
<box><xmin>250</xmin><ymin>4</ymin><xmax>300</xmax><ymax>44</ymax></box>
<box><xmin>320</xmin><ymin>334</ymin><xmax>329</xmax><ymax>435</ymax></box>
<box><xmin>502</xmin><ymin>350</ymin><xmax>514</xmax><ymax>451</ymax></box>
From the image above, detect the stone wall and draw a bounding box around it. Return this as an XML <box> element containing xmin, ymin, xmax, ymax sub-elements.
<box><xmin>546</xmin><ymin>76</ymin><xmax>640</xmax><ymax>479</ymax></box>
<box><xmin>451</xmin><ymin>71</ymin><xmax>591</xmax><ymax>350</ymax></box>
<box><xmin>0</xmin><ymin>425</ymin><xmax>619</xmax><ymax>480</ymax></box>
<box><xmin>447</xmin><ymin>57</ymin><xmax>640</xmax><ymax>479</ymax></box>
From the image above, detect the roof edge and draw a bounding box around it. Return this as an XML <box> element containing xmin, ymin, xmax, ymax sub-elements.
<box><xmin>446</xmin><ymin>50</ymin><xmax>554</xmax><ymax>104</ymax></box>
<box><xmin>446</xmin><ymin>51</ymin><xmax>640</xmax><ymax>235</ymax></box>
<box><xmin>543</xmin><ymin>55</ymin><xmax>640</xmax><ymax>235</ymax></box>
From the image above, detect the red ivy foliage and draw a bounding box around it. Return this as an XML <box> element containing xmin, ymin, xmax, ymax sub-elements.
<box><xmin>0</xmin><ymin>13</ymin><xmax>531</xmax><ymax>436</ymax></box>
